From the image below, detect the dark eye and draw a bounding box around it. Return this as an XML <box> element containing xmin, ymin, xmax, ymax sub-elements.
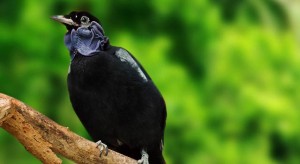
<box><xmin>81</xmin><ymin>16</ymin><xmax>89</xmax><ymax>24</ymax></box>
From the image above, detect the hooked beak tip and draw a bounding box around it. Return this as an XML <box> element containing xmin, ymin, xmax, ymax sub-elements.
<box><xmin>51</xmin><ymin>15</ymin><xmax>63</xmax><ymax>21</ymax></box>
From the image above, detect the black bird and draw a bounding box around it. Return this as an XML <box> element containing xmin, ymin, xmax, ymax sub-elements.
<box><xmin>52</xmin><ymin>11</ymin><xmax>166</xmax><ymax>164</ymax></box>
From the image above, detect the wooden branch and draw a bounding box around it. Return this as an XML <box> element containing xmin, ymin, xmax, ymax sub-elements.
<box><xmin>0</xmin><ymin>93</ymin><xmax>137</xmax><ymax>164</ymax></box>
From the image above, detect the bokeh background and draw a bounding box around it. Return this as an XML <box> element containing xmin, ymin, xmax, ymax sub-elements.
<box><xmin>1</xmin><ymin>0</ymin><xmax>300</xmax><ymax>163</ymax></box>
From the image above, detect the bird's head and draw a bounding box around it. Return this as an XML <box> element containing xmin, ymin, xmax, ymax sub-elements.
<box><xmin>52</xmin><ymin>11</ymin><xmax>109</xmax><ymax>58</ymax></box>
<box><xmin>52</xmin><ymin>11</ymin><xmax>100</xmax><ymax>31</ymax></box>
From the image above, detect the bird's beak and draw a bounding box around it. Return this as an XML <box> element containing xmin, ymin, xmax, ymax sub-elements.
<box><xmin>51</xmin><ymin>15</ymin><xmax>79</xmax><ymax>26</ymax></box>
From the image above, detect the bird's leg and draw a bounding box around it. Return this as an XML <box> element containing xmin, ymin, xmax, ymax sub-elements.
<box><xmin>137</xmin><ymin>149</ymin><xmax>149</xmax><ymax>164</ymax></box>
<box><xmin>96</xmin><ymin>140</ymin><xmax>108</xmax><ymax>157</ymax></box>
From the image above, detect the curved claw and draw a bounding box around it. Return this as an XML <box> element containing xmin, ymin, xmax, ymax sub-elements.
<box><xmin>96</xmin><ymin>140</ymin><xmax>108</xmax><ymax>157</ymax></box>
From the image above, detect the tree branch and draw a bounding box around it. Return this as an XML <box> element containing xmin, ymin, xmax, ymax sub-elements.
<box><xmin>0</xmin><ymin>93</ymin><xmax>137</xmax><ymax>164</ymax></box>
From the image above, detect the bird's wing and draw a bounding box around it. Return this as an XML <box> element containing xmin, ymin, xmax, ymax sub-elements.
<box><xmin>114</xmin><ymin>48</ymin><xmax>151</xmax><ymax>82</ymax></box>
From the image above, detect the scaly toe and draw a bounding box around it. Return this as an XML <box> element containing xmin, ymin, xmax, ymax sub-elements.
<box><xmin>96</xmin><ymin>140</ymin><xmax>108</xmax><ymax>157</ymax></box>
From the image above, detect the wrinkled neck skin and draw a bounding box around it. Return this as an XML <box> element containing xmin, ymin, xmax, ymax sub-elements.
<box><xmin>64</xmin><ymin>21</ymin><xmax>109</xmax><ymax>60</ymax></box>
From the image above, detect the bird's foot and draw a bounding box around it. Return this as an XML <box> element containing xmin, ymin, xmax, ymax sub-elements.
<box><xmin>137</xmin><ymin>149</ymin><xmax>149</xmax><ymax>164</ymax></box>
<box><xmin>96</xmin><ymin>140</ymin><xmax>108</xmax><ymax>157</ymax></box>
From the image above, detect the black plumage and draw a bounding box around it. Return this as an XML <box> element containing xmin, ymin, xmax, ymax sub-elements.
<box><xmin>52</xmin><ymin>11</ymin><xmax>166</xmax><ymax>164</ymax></box>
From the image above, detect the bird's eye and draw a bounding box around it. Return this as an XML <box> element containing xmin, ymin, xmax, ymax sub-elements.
<box><xmin>81</xmin><ymin>16</ymin><xmax>89</xmax><ymax>24</ymax></box>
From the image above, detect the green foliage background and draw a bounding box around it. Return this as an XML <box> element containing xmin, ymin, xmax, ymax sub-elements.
<box><xmin>0</xmin><ymin>0</ymin><xmax>300</xmax><ymax>163</ymax></box>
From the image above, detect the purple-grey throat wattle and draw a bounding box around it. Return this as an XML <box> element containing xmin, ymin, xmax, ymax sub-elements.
<box><xmin>64</xmin><ymin>21</ymin><xmax>108</xmax><ymax>60</ymax></box>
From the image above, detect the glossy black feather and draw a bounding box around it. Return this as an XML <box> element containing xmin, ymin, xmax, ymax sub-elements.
<box><xmin>67</xmin><ymin>45</ymin><xmax>166</xmax><ymax>163</ymax></box>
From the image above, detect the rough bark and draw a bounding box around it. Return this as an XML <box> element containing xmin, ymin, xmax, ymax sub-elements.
<box><xmin>0</xmin><ymin>93</ymin><xmax>137</xmax><ymax>164</ymax></box>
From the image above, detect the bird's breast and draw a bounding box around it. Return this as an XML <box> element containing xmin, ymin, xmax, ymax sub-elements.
<box><xmin>68</xmin><ymin>54</ymin><xmax>112</xmax><ymax>86</ymax></box>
